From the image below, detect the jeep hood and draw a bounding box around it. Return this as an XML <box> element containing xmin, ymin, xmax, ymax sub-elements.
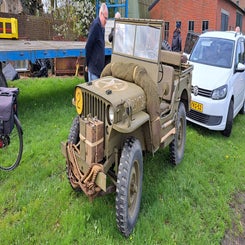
<box><xmin>190</xmin><ymin>62</ymin><xmax>232</xmax><ymax>90</ymax></box>
<box><xmin>78</xmin><ymin>76</ymin><xmax>146</xmax><ymax>107</ymax></box>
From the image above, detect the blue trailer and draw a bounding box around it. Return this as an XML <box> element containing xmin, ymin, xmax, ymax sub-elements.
<box><xmin>0</xmin><ymin>40</ymin><xmax>112</xmax><ymax>63</ymax></box>
<box><xmin>0</xmin><ymin>39</ymin><xmax>112</xmax><ymax>85</ymax></box>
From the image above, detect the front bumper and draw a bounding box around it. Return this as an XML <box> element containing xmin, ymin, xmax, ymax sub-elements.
<box><xmin>186</xmin><ymin>94</ymin><xmax>228</xmax><ymax>130</ymax></box>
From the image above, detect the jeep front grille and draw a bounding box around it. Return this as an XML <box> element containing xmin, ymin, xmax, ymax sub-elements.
<box><xmin>82</xmin><ymin>91</ymin><xmax>107</xmax><ymax>122</ymax></box>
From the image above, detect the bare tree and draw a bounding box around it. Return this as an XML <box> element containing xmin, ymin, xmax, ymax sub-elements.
<box><xmin>21</xmin><ymin>0</ymin><xmax>43</xmax><ymax>15</ymax></box>
<box><xmin>50</xmin><ymin>0</ymin><xmax>57</xmax><ymax>9</ymax></box>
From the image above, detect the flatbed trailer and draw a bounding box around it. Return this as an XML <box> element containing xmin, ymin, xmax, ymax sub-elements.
<box><xmin>0</xmin><ymin>39</ymin><xmax>112</xmax><ymax>84</ymax></box>
<box><xmin>0</xmin><ymin>40</ymin><xmax>112</xmax><ymax>62</ymax></box>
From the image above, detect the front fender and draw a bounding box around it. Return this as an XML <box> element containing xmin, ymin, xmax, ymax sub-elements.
<box><xmin>113</xmin><ymin>111</ymin><xmax>150</xmax><ymax>133</ymax></box>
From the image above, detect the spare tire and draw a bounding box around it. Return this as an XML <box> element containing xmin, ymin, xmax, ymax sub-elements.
<box><xmin>161</xmin><ymin>40</ymin><xmax>171</xmax><ymax>51</ymax></box>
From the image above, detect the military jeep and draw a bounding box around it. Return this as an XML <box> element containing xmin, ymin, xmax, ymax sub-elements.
<box><xmin>61</xmin><ymin>18</ymin><xmax>193</xmax><ymax>237</ymax></box>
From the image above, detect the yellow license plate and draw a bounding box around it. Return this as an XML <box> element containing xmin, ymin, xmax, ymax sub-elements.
<box><xmin>191</xmin><ymin>101</ymin><xmax>203</xmax><ymax>112</ymax></box>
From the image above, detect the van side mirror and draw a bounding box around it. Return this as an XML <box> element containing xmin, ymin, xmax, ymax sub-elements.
<box><xmin>236</xmin><ymin>62</ymin><xmax>245</xmax><ymax>72</ymax></box>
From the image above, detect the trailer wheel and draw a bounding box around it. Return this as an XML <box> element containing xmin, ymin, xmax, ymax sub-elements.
<box><xmin>67</xmin><ymin>116</ymin><xmax>80</xmax><ymax>191</ymax></box>
<box><xmin>170</xmin><ymin>102</ymin><xmax>186</xmax><ymax>165</ymax></box>
<box><xmin>116</xmin><ymin>137</ymin><xmax>143</xmax><ymax>237</ymax></box>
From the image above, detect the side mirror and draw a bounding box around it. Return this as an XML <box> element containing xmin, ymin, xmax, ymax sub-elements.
<box><xmin>236</xmin><ymin>62</ymin><xmax>245</xmax><ymax>72</ymax></box>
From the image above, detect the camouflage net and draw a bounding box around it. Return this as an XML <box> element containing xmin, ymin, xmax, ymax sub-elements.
<box><xmin>101</xmin><ymin>62</ymin><xmax>161</xmax><ymax>150</ymax></box>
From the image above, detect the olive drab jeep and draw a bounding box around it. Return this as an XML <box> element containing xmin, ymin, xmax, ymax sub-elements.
<box><xmin>61</xmin><ymin>18</ymin><xmax>193</xmax><ymax>237</ymax></box>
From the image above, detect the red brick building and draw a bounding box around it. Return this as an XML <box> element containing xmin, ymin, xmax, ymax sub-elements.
<box><xmin>149</xmin><ymin>0</ymin><xmax>245</xmax><ymax>51</ymax></box>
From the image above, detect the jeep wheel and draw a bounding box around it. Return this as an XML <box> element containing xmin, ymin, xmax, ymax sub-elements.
<box><xmin>170</xmin><ymin>102</ymin><xmax>186</xmax><ymax>165</ymax></box>
<box><xmin>68</xmin><ymin>116</ymin><xmax>79</xmax><ymax>144</ymax></box>
<box><xmin>116</xmin><ymin>137</ymin><xmax>143</xmax><ymax>237</ymax></box>
<box><xmin>222</xmin><ymin>100</ymin><xmax>233</xmax><ymax>137</ymax></box>
<box><xmin>67</xmin><ymin>116</ymin><xmax>80</xmax><ymax>191</ymax></box>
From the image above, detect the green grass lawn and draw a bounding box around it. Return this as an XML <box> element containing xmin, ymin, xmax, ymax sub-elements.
<box><xmin>0</xmin><ymin>76</ymin><xmax>244</xmax><ymax>244</ymax></box>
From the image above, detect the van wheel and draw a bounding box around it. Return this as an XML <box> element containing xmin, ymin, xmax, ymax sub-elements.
<box><xmin>67</xmin><ymin>116</ymin><xmax>80</xmax><ymax>191</ymax></box>
<box><xmin>170</xmin><ymin>102</ymin><xmax>186</xmax><ymax>165</ymax></box>
<box><xmin>116</xmin><ymin>137</ymin><xmax>143</xmax><ymax>237</ymax></box>
<box><xmin>222</xmin><ymin>100</ymin><xmax>233</xmax><ymax>137</ymax></box>
<box><xmin>239</xmin><ymin>99</ymin><xmax>245</xmax><ymax>114</ymax></box>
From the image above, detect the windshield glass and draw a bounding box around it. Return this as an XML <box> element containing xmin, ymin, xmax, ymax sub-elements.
<box><xmin>189</xmin><ymin>37</ymin><xmax>234</xmax><ymax>68</ymax></box>
<box><xmin>113</xmin><ymin>22</ymin><xmax>161</xmax><ymax>62</ymax></box>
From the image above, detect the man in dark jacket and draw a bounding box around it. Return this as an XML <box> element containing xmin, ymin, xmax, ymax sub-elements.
<box><xmin>171</xmin><ymin>23</ymin><xmax>182</xmax><ymax>52</ymax></box>
<box><xmin>85</xmin><ymin>3</ymin><xmax>108</xmax><ymax>82</ymax></box>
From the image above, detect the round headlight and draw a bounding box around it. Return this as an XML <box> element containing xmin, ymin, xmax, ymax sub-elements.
<box><xmin>108</xmin><ymin>106</ymin><xmax>115</xmax><ymax>124</ymax></box>
<box><xmin>75</xmin><ymin>87</ymin><xmax>83</xmax><ymax>114</ymax></box>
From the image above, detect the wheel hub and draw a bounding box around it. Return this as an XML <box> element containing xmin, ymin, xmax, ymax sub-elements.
<box><xmin>128</xmin><ymin>164</ymin><xmax>138</xmax><ymax>212</ymax></box>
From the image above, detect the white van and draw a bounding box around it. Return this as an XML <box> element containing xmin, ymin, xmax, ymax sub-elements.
<box><xmin>187</xmin><ymin>31</ymin><xmax>245</xmax><ymax>136</ymax></box>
